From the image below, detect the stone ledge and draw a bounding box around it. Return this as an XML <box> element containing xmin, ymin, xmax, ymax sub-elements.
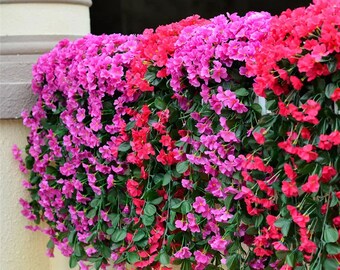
<box><xmin>0</xmin><ymin>82</ymin><xmax>37</xmax><ymax>119</ymax></box>
<box><xmin>0</xmin><ymin>35</ymin><xmax>83</xmax><ymax>55</ymax></box>
<box><xmin>0</xmin><ymin>0</ymin><xmax>92</xmax><ymax>7</ymax></box>
<box><xmin>0</xmin><ymin>35</ymin><xmax>82</xmax><ymax>119</ymax></box>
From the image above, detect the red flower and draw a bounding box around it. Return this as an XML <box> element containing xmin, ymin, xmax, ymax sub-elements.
<box><xmin>280</xmin><ymin>264</ymin><xmax>293</xmax><ymax>270</ymax></box>
<box><xmin>127</xmin><ymin>179</ymin><xmax>142</xmax><ymax>198</ymax></box>
<box><xmin>132</xmin><ymin>198</ymin><xmax>145</xmax><ymax>215</ymax></box>
<box><xmin>278</xmin><ymin>101</ymin><xmax>290</xmax><ymax>117</ymax></box>
<box><xmin>253</xmin><ymin>128</ymin><xmax>266</xmax><ymax>145</ymax></box>
<box><xmin>287</xmin><ymin>205</ymin><xmax>310</xmax><ymax>228</ymax></box>
<box><xmin>301</xmin><ymin>174</ymin><xmax>320</xmax><ymax>193</ymax></box>
<box><xmin>330</xmin><ymin>130</ymin><xmax>340</xmax><ymax>145</ymax></box>
<box><xmin>320</xmin><ymin>166</ymin><xmax>337</xmax><ymax>183</ymax></box>
<box><xmin>284</xmin><ymin>163</ymin><xmax>297</xmax><ymax>181</ymax></box>
<box><xmin>299</xmin><ymin>228</ymin><xmax>317</xmax><ymax>254</ymax></box>
<box><xmin>278</xmin><ymin>140</ymin><xmax>298</xmax><ymax>155</ymax></box>
<box><xmin>321</xmin><ymin>204</ymin><xmax>327</xmax><ymax>215</ymax></box>
<box><xmin>159</xmin><ymin>134</ymin><xmax>174</xmax><ymax>149</ymax></box>
<box><xmin>156</xmin><ymin>149</ymin><xmax>177</xmax><ymax>166</ymax></box>
<box><xmin>330</xmin><ymin>87</ymin><xmax>340</xmax><ymax>102</ymax></box>
<box><xmin>333</xmin><ymin>216</ymin><xmax>340</xmax><ymax>228</ymax></box>
<box><xmin>297</xmin><ymin>145</ymin><xmax>318</xmax><ymax>162</ymax></box>
<box><xmin>282</xmin><ymin>181</ymin><xmax>299</xmax><ymax>197</ymax></box>
<box><xmin>290</xmin><ymin>76</ymin><xmax>303</xmax><ymax>90</ymax></box>
<box><xmin>300</xmin><ymin>127</ymin><xmax>311</xmax><ymax>140</ymax></box>
<box><xmin>135</xmin><ymin>105</ymin><xmax>151</xmax><ymax>127</ymax></box>
<box><xmin>319</xmin><ymin>134</ymin><xmax>333</xmax><ymax>150</ymax></box>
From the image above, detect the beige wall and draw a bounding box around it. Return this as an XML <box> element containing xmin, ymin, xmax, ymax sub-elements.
<box><xmin>0</xmin><ymin>120</ymin><xmax>71</xmax><ymax>270</ymax></box>
<box><xmin>0</xmin><ymin>3</ymin><xmax>90</xmax><ymax>36</ymax></box>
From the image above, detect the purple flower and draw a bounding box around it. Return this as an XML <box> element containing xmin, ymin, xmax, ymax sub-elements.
<box><xmin>193</xmin><ymin>197</ymin><xmax>209</xmax><ymax>214</ymax></box>
<box><xmin>174</xmin><ymin>247</ymin><xmax>192</xmax><ymax>259</ymax></box>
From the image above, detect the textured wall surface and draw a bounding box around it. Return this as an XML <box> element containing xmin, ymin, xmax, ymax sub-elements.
<box><xmin>0</xmin><ymin>3</ymin><xmax>90</xmax><ymax>36</ymax></box>
<box><xmin>0</xmin><ymin>120</ymin><xmax>71</xmax><ymax>270</ymax></box>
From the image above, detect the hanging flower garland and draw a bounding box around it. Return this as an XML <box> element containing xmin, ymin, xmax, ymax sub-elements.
<box><xmin>244</xmin><ymin>0</ymin><xmax>340</xmax><ymax>269</ymax></box>
<box><xmin>13</xmin><ymin>0</ymin><xmax>339</xmax><ymax>269</ymax></box>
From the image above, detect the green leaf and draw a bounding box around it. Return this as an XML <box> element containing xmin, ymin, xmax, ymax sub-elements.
<box><xmin>324</xmin><ymin>226</ymin><xmax>339</xmax><ymax>243</ymax></box>
<box><xmin>330</xmin><ymin>193</ymin><xmax>339</xmax><ymax>208</ymax></box>
<box><xmin>46</xmin><ymin>239</ymin><xmax>54</xmax><ymax>249</ymax></box>
<box><xmin>246</xmin><ymin>227</ymin><xmax>258</xmax><ymax>235</ymax></box>
<box><xmin>254</xmin><ymin>214</ymin><xmax>264</xmax><ymax>228</ymax></box>
<box><xmin>90</xmin><ymin>198</ymin><xmax>100</xmax><ymax>208</ymax></box>
<box><xmin>325</xmin><ymin>83</ymin><xmax>337</xmax><ymax>98</ymax></box>
<box><xmin>25</xmin><ymin>155</ymin><xmax>34</xmax><ymax>170</ymax></box>
<box><xmin>251</xmin><ymin>103</ymin><xmax>263</xmax><ymax>115</ymax></box>
<box><xmin>144</xmin><ymin>204</ymin><xmax>157</xmax><ymax>216</ymax></box>
<box><xmin>181</xmin><ymin>201</ymin><xmax>192</xmax><ymax>214</ymax></box>
<box><xmin>106</xmin><ymin>228</ymin><xmax>115</xmax><ymax>235</ymax></box>
<box><xmin>299</xmin><ymin>163</ymin><xmax>317</xmax><ymax>175</ymax></box>
<box><xmin>159</xmin><ymin>251</ymin><xmax>170</xmax><ymax>265</ymax></box>
<box><xmin>227</xmin><ymin>254</ymin><xmax>240</xmax><ymax>270</ymax></box>
<box><xmin>145</xmin><ymin>68</ymin><xmax>156</xmax><ymax>83</ymax></box>
<box><xmin>101</xmin><ymin>244</ymin><xmax>111</xmax><ymax>258</ymax></box>
<box><xmin>133</xmin><ymin>230</ymin><xmax>146</xmax><ymax>242</ymax></box>
<box><xmin>69</xmin><ymin>255</ymin><xmax>78</xmax><ymax>268</ymax></box>
<box><xmin>180</xmin><ymin>260</ymin><xmax>192</xmax><ymax>270</ymax></box>
<box><xmin>266</xmin><ymin>99</ymin><xmax>277</xmax><ymax>111</ymax></box>
<box><xmin>323</xmin><ymin>258</ymin><xmax>339</xmax><ymax>270</ymax></box>
<box><xmin>235</xmin><ymin>88</ymin><xmax>249</xmax><ymax>97</ymax></box>
<box><xmin>118</xmin><ymin>142</ymin><xmax>131</xmax><ymax>152</ymax></box>
<box><xmin>170</xmin><ymin>200</ymin><xmax>183</xmax><ymax>210</ymax></box>
<box><xmin>142</xmin><ymin>215</ymin><xmax>154</xmax><ymax>226</ymax></box>
<box><xmin>127</xmin><ymin>252</ymin><xmax>140</xmax><ymax>264</ymax></box>
<box><xmin>150</xmin><ymin>197</ymin><xmax>163</xmax><ymax>205</ymax></box>
<box><xmin>162</xmin><ymin>173</ymin><xmax>172</xmax><ymax>186</ymax></box>
<box><xmin>326</xmin><ymin>243</ymin><xmax>340</xmax><ymax>255</ymax></box>
<box><xmin>155</xmin><ymin>97</ymin><xmax>167</xmax><ymax>110</ymax></box>
<box><xmin>46</xmin><ymin>166</ymin><xmax>58</xmax><ymax>176</ymax></box>
<box><xmin>176</xmin><ymin>161</ymin><xmax>189</xmax><ymax>174</ymax></box>
<box><xmin>125</xmin><ymin>121</ymin><xmax>135</xmax><ymax>131</ymax></box>
<box><xmin>111</xmin><ymin>229</ymin><xmax>127</xmax><ymax>243</ymax></box>
<box><xmin>286</xmin><ymin>252</ymin><xmax>296</xmax><ymax>267</ymax></box>
<box><xmin>274</xmin><ymin>218</ymin><xmax>292</xmax><ymax>237</ymax></box>
<box><xmin>327</xmin><ymin>59</ymin><xmax>337</xmax><ymax>73</ymax></box>
<box><xmin>74</xmin><ymin>243</ymin><xmax>84</xmax><ymax>257</ymax></box>
<box><xmin>108</xmin><ymin>213</ymin><xmax>120</xmax><ymax>229</ymax></box>
<box><xmin>68</xmin><ymin>230</ymin><xmax>76</xmax><ymax>245</ymax></box>
<box><xmin>94</xmin><ymin>258</ymin><xmax>103</xmax><ymax>270</ymax></box>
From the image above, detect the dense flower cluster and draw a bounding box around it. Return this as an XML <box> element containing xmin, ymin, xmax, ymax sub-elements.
<box><xmin>14</xmin><ymin>0</ymin><xmax>339</xmax><ymax>270</ymax></box>
<box><xmin>243</xmin><ymin>0</ymin><xmax>340</xmax><ymax>269</ymax></box>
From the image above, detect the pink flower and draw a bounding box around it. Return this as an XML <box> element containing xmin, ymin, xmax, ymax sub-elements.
<box><xmin>211</xmin><ymin>61</ymin><xmax>228</xmax><ymax>83</ymax></box>
<box><xmin>187</xmin><ymin>213</ymin><xmax>200</xmax><ymax>233</ymax></box>
<box><xmin>211</xmin><ymin>207</ymin><xmax>233</xmax><ymax>223</ymax></box>
<box><xmin>174</xmin><ymin>247</ymin><xmax>192</xmax><ymax>259</ymax></box>
<box><xmin>175</xmin><ymin>220</ymin><xmax>188</xmax><ymax>231</ymax></box>
<box><xmin>273</xmin><ymin>241</ymin><xmax>289</xmax><ymax>251</ymax></box>
<box><xmin>194</xmin><ymin>250</ymin><xmax>212</xmax><ymax>264</ymax></box>
<box><xmin>181</xmin><ymin>179</ymin><xmax>193</xmax><ymax>190</ymax></box>
<box><xmin>85</xmin><ymin>247</ymin><xmax>97</xmax><ymax>256</ymax></box>
<box><xmin>193</xmin><ymin>197</ymin><xmax>209</xmax><ymax>214</ymax></box>
<box><xmin>107</xmin><ymin>174</ymin><xmax>114</xmax><ymax>189</ymax></box>
<box><xmin>208</xmin><ymin>235</ymin><xmax>229</xmax><ymax>253</ymax></box>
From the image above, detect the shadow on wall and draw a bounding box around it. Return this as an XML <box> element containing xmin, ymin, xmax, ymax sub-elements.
<box><xmin>90</xmin><ymin>0</ymin><xmax>312</xmax><ymax>35</ymax></box>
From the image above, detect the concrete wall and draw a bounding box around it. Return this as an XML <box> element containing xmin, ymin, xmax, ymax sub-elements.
<box><xmin>0</xmin><ymin>1</ymin><xmax>91</xmax><ymax>269</ymax></box>
<box><xmin>0</xmin><ymin>120</ymin><xmax>71</xmax><ymax>270</ymax></box>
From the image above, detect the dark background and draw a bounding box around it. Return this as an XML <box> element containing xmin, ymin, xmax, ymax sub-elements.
<box><xmin>90</xmin><ymin>0</ymin><xmax>312</xmax><ymax>35</ymax></box>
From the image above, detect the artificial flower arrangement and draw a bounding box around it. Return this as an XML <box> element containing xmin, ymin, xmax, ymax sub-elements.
<box><xmin>13</xmin><ymin>0</ymin><xmax>339</xmax><ymax>269</ymax></box>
